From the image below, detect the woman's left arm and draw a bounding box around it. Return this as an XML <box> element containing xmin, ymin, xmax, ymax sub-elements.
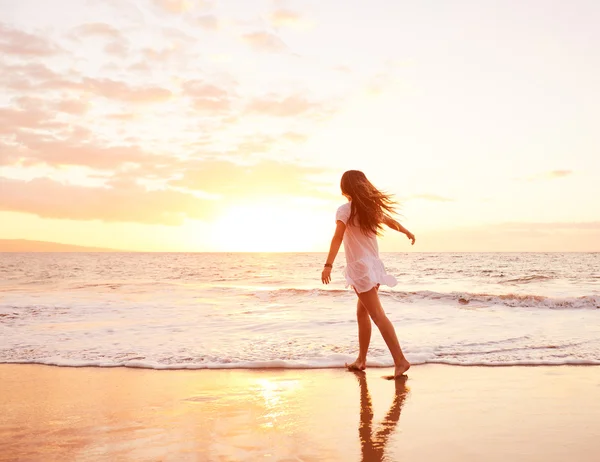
<box><xmin>321</xmin><ymin>221</ymin><xmax>346</xmax><ymax>284</ymax></box>
<box><xmin>384</xmin><ymin>217</ymin><xmax>415</xmax><ymax>245</ymax></box>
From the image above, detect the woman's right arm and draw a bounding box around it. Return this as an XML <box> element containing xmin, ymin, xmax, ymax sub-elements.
<box><xmin>321</xmin><ymin>221</ymin><xmax>346</xmax><ymax>284</ymax></box>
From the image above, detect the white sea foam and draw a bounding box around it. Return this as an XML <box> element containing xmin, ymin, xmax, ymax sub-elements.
<box><xmin>4</xmin><ymin>356</ymin><xmax>600</xmax><ymax>370</ymax></box>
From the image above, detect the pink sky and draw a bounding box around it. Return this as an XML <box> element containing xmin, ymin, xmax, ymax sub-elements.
<box><xmin>1</xmin><ymin>0</ymin><xmax>599</xmax><ymax>251</ymax></box>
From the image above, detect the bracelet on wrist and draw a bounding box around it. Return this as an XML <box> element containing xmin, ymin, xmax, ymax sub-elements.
<box><xmin>324</xmin><ymin>263</ymin><xmax>332</xmax><ymax>268</ymax></box>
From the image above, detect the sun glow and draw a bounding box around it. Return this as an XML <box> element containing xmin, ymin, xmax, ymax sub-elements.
<box><xmin>211</xmin><ymin>203</ymin><xmax>326</xmax><ymax>252</ymax></box>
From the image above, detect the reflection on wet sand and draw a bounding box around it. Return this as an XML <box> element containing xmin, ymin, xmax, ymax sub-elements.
<box><xmin>355</xmin><ymin>372</ymin><xmax>409</xmax><ymax>462</ymax></box>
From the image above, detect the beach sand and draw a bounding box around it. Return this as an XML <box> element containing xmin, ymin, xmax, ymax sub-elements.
<box><xmin>1</xmin><ymin>364</ymin><xmax>599</xmax><ymax>461</ymax></box>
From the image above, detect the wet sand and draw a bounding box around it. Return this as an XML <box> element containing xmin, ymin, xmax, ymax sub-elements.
<box><xmin>1</xmin><ymin>364</ymin><xmax>599</xmax><ymax>461</ymax></box>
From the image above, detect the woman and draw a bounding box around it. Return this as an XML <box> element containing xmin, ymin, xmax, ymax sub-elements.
<box><xmin>321</xmin><ymin>170</ymin><xmax>415</xmax><ymax>379</ymax></box>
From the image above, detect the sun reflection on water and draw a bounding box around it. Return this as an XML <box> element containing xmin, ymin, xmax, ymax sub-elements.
<box><xmin>254</xmin><ymin>378</ymin><xmax>301</xmax><ymax>429</ymax></box>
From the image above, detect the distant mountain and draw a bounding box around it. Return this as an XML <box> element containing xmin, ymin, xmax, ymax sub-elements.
<box><xmin>0</xmin><ymin>239</ymin><xmax>126</xmax><ymax>252</ymax></box>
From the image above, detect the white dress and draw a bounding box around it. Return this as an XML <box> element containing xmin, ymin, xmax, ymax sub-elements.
<box><xmin>336</xmin><ymin>202</ymin><xmax>398</xmax><ymax>293</ymax></box>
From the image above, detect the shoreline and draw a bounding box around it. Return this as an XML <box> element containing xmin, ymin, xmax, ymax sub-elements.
<box><xmin>2</xmin><ymin>361</ymin><xmax>600</xmax><ymax>370</ymax></box>
<box><xmin>2</xmin><ymin>364</ymin><xmax>599</xmax><ymax>461</ymax></box>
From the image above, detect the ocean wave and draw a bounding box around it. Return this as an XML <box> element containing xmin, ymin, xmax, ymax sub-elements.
<box><xmin>3</xmin><ymin>356</ymin><xmax>600</xmax><ymax>370</ymax></box>
<box><xmin>500</xmin><ymin>275</ymin><xmax>554</xmax><ymax>284</ymax></box>
<box><xmin>384</xmin><ymin>291</ymin><xmax>600</xmax><ymax>309</ymax></box>
<box><xmin>260</xmin><ymin>288</ymin><xmax>600</xmax><ymax>310</ymax></box>
<box><xmin>388</xmin><ymin>291</ymin><xmax>600</xmax><ymax>309</ymax></box>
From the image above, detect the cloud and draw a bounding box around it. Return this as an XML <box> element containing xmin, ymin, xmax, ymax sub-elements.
<box><xmin>72</xmin><ymin>23</ymin><xmax>122</xmax><ymax>40</ymax></box>
<box><xmin>1</xmin><ymin>157</ymin><xmax>331</xmax><ymax>226</ymax></box>
<box><xmin>242</xmin><ymin>31</ymin><xmax>287</xmax><ymax>53</ymax></box>
<box><xmin>192</xmin><ymin>98</ymin><xmax>230</xmax><ymax>111</ymax></box>
<box><xmin>152</xmin><ymin>0</ymin><xmax>191</xmax><ymax>13</ymax></box>
<box><xmin>104</xmin><ymin>40</ymin><xmax>130</xmax><ymax>57</ymax></box>
<box><xmin>14</xmin><ymin>137</ymin><xmax>133</xmax><ymax>169</ymax></box>
<box><xmin>182</xmin><ymin>80</ymin><xmax>228</xmax><ymax>98</ymax></box>
<box><xmin>0</xmin><ymin>177</ymin><xmax>216</xmax><ymax>225</ymax></box>
<box><xmin>233</xmin><ymin>134</ymin><xmax>276</xmax><ymax>155</ymax></box>
<box><xmin>106</xmin><ymin>112</ymin><xmax>137</xmax><ymax>121</ymax></box>
<box><xmin>282</xmin><ymin>132</ymin><xmax>308</xmax><ymax>143</ymax></box>
<box><xmin>333</xmin><ymin>65</ymin><xmax>352</xmax><ymax>73</ymax></box>
<box><xmin>547</xmin><ymin>170</ymin><xmax>572</xmax><ymax>178</ymax></box>
<box><xmin>197</xmin><ymin>15</ymin><xmax>219</xmax><ymax>30</ymax></box>
<box><xmin>0</xmin><ymin>23</ymin><xmax>59</xmax><ymax>56</ymax></box>
<box><xmin>1</xmin><ymin>62</ymin><xmax>169</xmax><ymax>103</ymax></box>
<box><xmin>0</xmin><ymin>110</ymin><xmax>169</xmax><ymax>170</ymax></box>
<box><xmin>269</xmin><ymin>9</ymin><xmax>308</xmax><ymax>29</ymax></box>
<box><xmin>0</xmin><ymin>9</ymin><xmax>335</xmax><ymax>213</ymax></box>
<box><xmin>182</xmin><ymin>80</ymin><xmax>231</xmax><ymax>111</ymax></box>
<box><xmin>518</xmin><ymin>169</ymin><xmax>574</xmax><ymax>182</ymax></box>
<box><xmin>82</xmin><ymin>77</ymin><xmax>172</xmax><ymax>103</ymax></box>
<box><xmin>0</xmin><ymin>106</ymin><xmax>61</xmax><ymax>136</ymax></box>
<box><xmin>55</xmin><ymin>98</ymin><xmax>89</xmax><ymax>115</ymax></box>
<box><xmin>151</xmin><ymin>0</ymin><xmax>215</xmax><ymax>14</ymax></box>
<box><xmin>409</xmin><ymin>194</ymin><xmax>454</xmax><ymax>202</ymax></box>
<box><xmin>2</xmin><ymin>63</ymin><xmax>58</xmax><ymax>83</ymax></box>
<box><xmin>96</xmin><ymin>0</ymin><xmax>146</xmax><ymax>22</ymax></box>
<box><xmin>0</xmin><ymin>62</ymin><xmax>78</xmax><ymax>93</ymax></box>
<box><xmin>161</xmin><ymin>27</ymin><xmax>197</xmax><ymax>44</ymax></box>
<box><xmin>270</xmin><ymin>9</ymin><xmax>301</xmax><ymax>25</ymax></box>
<box><xmin>0</xmin><ymin>87</ymin><xmax>311</xmax><ymax>172</ymax></box>
<box><xmin>170</xmin><ymin>159</ymin><xmax>328</xmax><ymax>198</ymax></box>
<box><xmin>247</xmin><ymin>94</ymin><xmax>319</xmax><ymax>117</ymax></box>
<box><xmin>10</xmin><ymin>132</ymin><xmax>171</xmax><ymax>171</ymax></box>
<box><xmin>140</xmin><ymin>47</ymin><xmax>182</xmax><ymax>64</ymax></box>
<box><xmin>129</xmin><ymin>61</ymin><xmax>151</xmax><ymax>72</ymax></box>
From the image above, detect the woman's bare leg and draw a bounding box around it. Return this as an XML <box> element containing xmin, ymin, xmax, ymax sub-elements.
<box><xmin>346</xmin><ymin>298</ymin><xmax>372</xmax><ymax>371</ymax></box>
<box><xmin>356</xmin><ymin>286</ymin><xmax>410</xmax><ymax>378</ymax></box>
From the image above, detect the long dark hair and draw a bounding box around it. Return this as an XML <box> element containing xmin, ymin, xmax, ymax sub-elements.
<box><xmin>340</xmin><ymin>170</ymin><xmax>397</xmax><ymax>236</ymax></box>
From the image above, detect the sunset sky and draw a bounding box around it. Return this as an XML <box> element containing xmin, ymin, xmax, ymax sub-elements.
<box><xmin>1</xmin><ymin>0</ymin><xmax>599</xmax><ymax>252</ymax></box>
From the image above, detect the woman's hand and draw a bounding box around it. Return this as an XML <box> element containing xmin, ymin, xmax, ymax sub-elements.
<box><xmin>406</xmin><ymin>232</ymin><xmax>416</xmax><ymax>245</ymax></box>
<box><xmin>321</xmin><ymin>266</ymin><xmax>332</xmax><ymax>284</ymax></box>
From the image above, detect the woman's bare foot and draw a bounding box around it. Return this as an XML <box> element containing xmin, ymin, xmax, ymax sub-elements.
<box><xmin>383</xmin><ymin>360</ymin><xmax>411</xmax><ymax>380</ymax></box>
<box><xmin>345</xmin><ymin>359</ymin><xmax>367</xmax><ymax>371</ymax></box>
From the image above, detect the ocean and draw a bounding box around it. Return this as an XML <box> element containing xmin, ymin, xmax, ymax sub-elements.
<box><xmin>1</xmin><ymin>252</ymin><xmax>599</xmax><ymax>369</ymax></box>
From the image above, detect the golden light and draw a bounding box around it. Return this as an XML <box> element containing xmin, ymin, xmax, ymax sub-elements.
<box><xmin>211</xmin><ymin>202</ymin><xmax>325</xmax><ymax>252</ymax></box>
<box><xmin>254</xmin><ymin>378</ymin><xmax>301</xmax><ymax>429</ymax></box>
